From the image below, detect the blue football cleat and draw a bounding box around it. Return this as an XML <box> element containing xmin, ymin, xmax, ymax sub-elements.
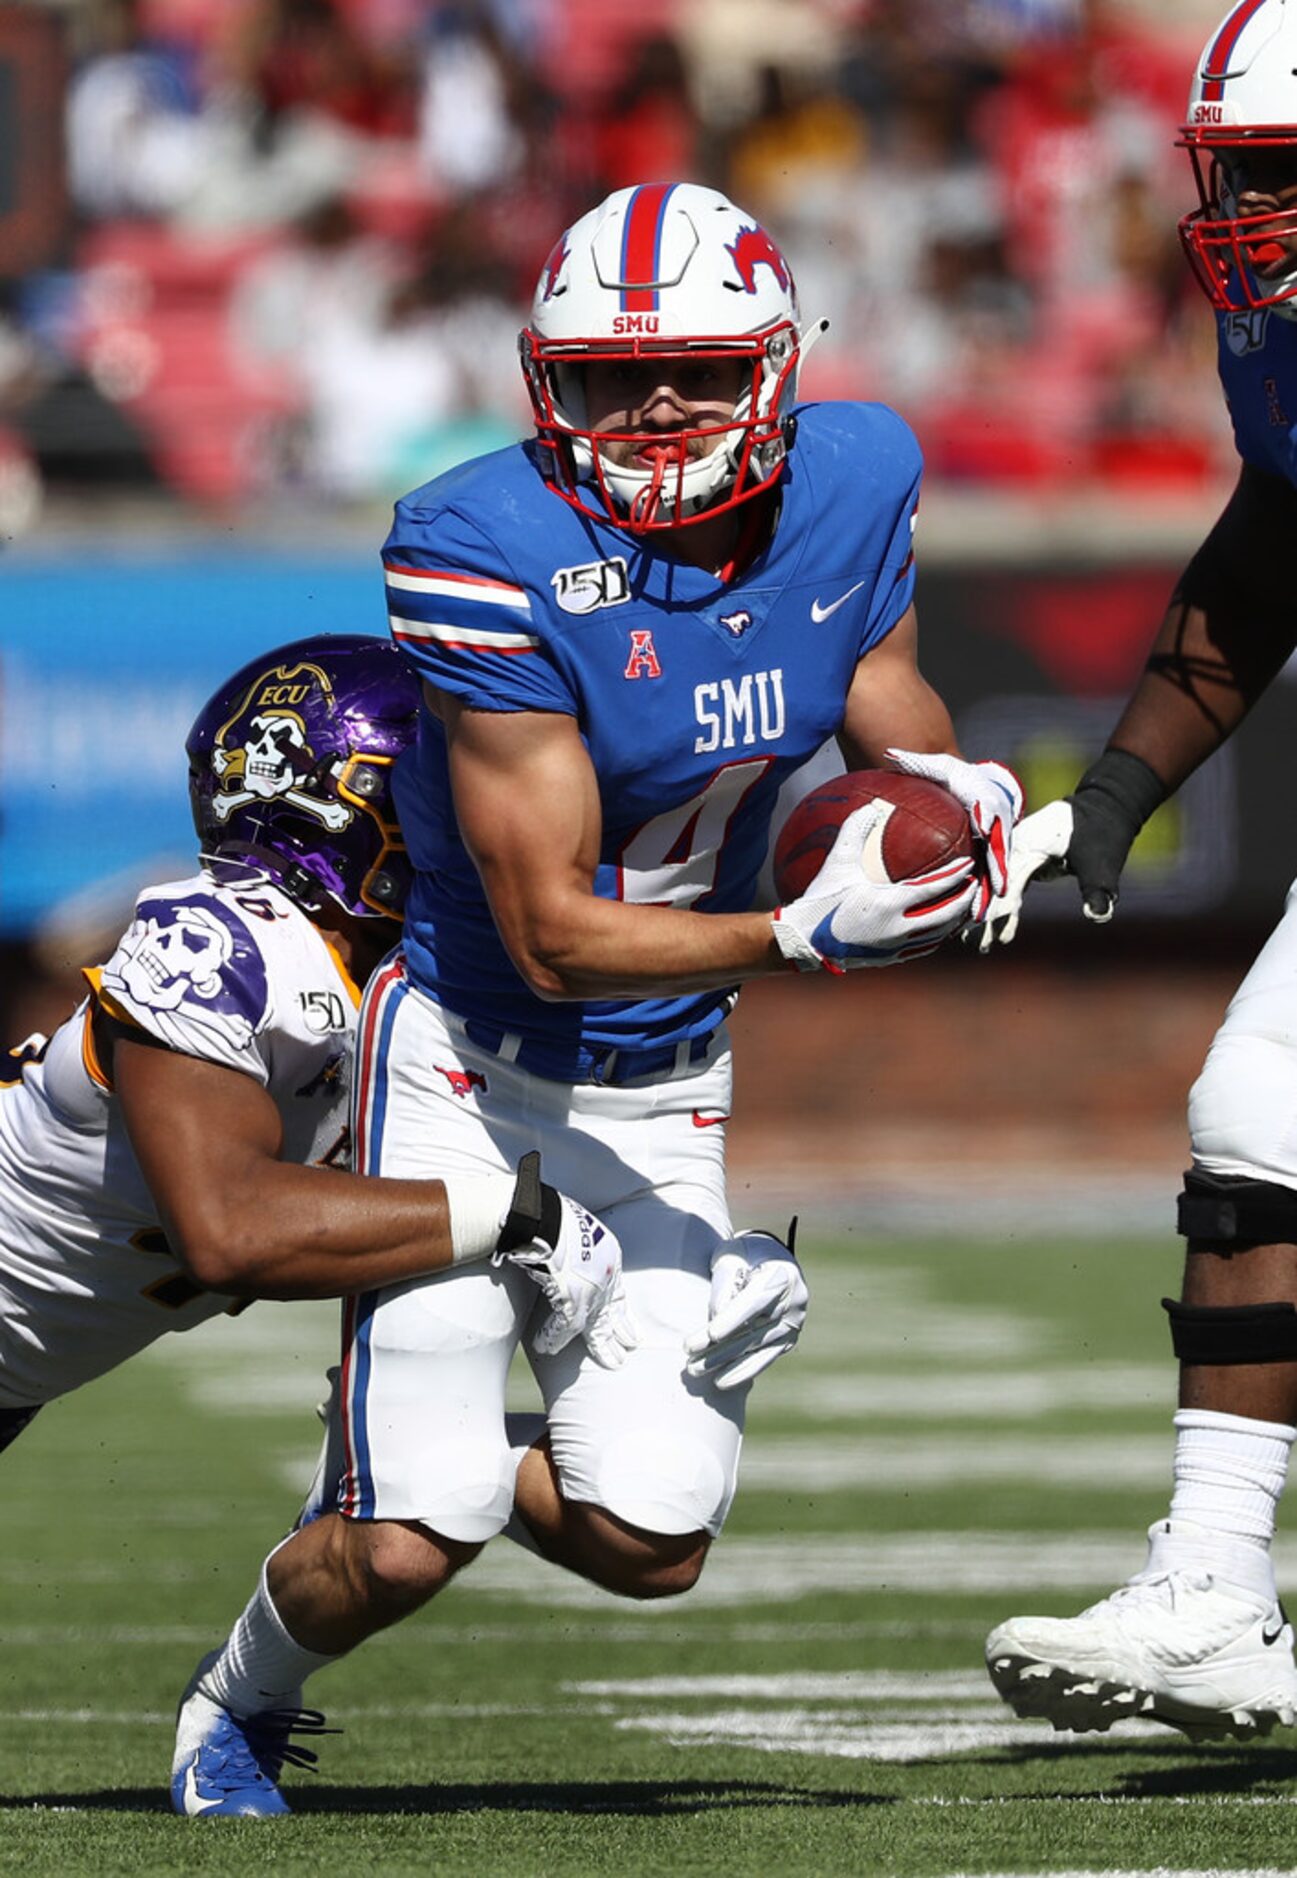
<box><xmin>171</xmin><ymin>1650</ymin><xmax>334</xmax><ymax>1817</ymax></box>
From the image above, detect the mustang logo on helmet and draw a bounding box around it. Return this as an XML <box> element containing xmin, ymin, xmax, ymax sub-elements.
<box><xmin>540</xmin><ymin>235</ymin><xmax>569</xmax><ymax>301</ymax></box>
<box><xmin>725</xmin><ymin>224</ymin><xmax>791</xmax><ymax>296</ymax></box>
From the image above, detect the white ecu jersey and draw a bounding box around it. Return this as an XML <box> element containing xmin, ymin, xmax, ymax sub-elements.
<box><xmin>0</xmin><ymin>862</ymin><xmax>361</xmax><ymax>1409</ymax></box>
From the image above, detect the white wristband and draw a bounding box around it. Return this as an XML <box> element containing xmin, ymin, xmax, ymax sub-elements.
<box><xmin>443</xmin><ymin>1173</ymin><xmax>521</xmax><ymax>1265</ymax></box>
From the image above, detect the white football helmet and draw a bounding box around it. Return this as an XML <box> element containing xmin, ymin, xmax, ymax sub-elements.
<box><xmin>1180</xmin><ymin>0</ymin><xmax>1297</xmax><ymax>316</ymax></box>
<box><xmin>520</xmin><ymin>182</ymin><xmax>821</xmax><ymax>532</ymax></box>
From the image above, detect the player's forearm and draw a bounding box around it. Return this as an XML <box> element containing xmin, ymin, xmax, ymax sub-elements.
<box><xmin>501</xmin><ymin>895</ymin><xmax>788</xmax><ymax>1000</ymax></box>
<box><xmin>1105</xmin><ymin>591</ymin><xmax>1294</xmax><ymax>795</ymax></box>
<box><xmin>163</xmin><ymin>1165</ymin><xmax>461</xmax><ymax>1299</ymax></box>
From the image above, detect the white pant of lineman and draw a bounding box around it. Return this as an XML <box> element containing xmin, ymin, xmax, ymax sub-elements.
<box><xmin>1190</xmin><ymin>875</ymin><xmax>1297</xmax><ymax>1188</ymax></box>
<box><xmin>337</xmin><ymin>965</ymin><xmax>746</xmax><ymax>1545</ymax></box>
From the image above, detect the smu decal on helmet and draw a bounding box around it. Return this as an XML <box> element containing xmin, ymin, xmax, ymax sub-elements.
<box><xmin>187</xmin><ymin>634</ymin><xmax>419</xmax><ymax>919</ymax></box>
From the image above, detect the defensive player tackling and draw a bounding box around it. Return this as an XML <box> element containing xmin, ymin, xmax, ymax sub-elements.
<box><xmin>0</xmin><ymin>633</ymin><xmax>630</xmax><ymax>1456</ymax></box>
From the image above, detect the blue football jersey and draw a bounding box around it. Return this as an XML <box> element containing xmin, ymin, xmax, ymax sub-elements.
<box><xmin>383</xmin><ymin>400</ymin><xmax>920</xmax><ymax>1073</ymax></box>
<box><xmin>1216</xmin><ymin>306</ymin><xmax>1297</xmax><ymax>482</ymax></box>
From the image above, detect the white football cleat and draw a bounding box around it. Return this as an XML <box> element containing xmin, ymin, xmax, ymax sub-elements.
<box><xmin>986</xmin><ymin>1522</ymin><xmax>1297</xmax><ymax>1741</ymax></box>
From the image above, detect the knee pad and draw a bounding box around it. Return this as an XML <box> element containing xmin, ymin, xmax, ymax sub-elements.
<box><xmin>592</xmin><ymin>1428</ymin><xmax>731</xmax><ymax>1539</ymax></box>
<box><xmin>342</xmin><ymin>1436</ymin><xmax>516</xmax><ymax>1543</ymax></box>
<box><xmin>1164</xmin><ymin>1297</ymin><xmax>1297</xmax><ymax>1364</ymax></box>
<box><xmin>1177</xmin><ymin>1169</ymin><xmax>1297</xmax><ymax>1247</ymax></box>
<box><xmin>408</xmin><ymin>1440</ymin><xmax>517</xmax><ymax>1544</ymax></box>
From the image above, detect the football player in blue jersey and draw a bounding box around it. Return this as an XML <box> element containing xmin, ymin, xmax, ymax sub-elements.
<box><xmin>983</xmin><ymin>0</ymin><xmax>1297</xmax><ymax>1743</ymax></box>
<box><xmin>173</xmin><ymin>184</ymin><xmax>1023</xmax><ymax>1817</ymax></box>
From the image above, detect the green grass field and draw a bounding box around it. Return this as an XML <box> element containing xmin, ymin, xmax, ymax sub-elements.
<box><xmin>5</xmin><ymin>1228</ymin><xmax>1297</xmax><ymax>1877</ymax></box>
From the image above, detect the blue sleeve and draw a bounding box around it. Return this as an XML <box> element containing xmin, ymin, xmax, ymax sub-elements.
<box><xmin>383</xmin><ymin>499</ymin><xmax>576</xmax><ymax>715</ymax></box>
<box><xmin>857</xmin><ymin>408</ymin><xmax>921</xmax><ymax>656</ymax></box>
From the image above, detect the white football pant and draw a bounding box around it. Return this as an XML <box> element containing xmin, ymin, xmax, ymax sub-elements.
<box><xmin>1190</xmin><ymin>876</ymin><xmax>1297</xmax><ymax>1190</ymax></box>
<box><xmin>337</xmin><ymin>969</ymin><xmax>746</xmax><ymax>1545</ymax></box>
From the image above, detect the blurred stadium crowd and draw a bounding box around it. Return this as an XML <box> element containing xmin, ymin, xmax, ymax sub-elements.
<box><xmin>0</xmin><ymin>0</ymin><xmax>1235</xmax><ymax>531</ymax></box>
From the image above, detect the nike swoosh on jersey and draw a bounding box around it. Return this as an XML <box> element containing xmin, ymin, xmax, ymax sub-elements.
<box><xmin>810</xmin><ymin>581</ymin><xmax>865</xmax><ymax>623</ymax></box>
<box><xmin>692</xmin><ymin>1111</ymin><xmax>730</xmax><ymax>1128</ymax></box>
<box><xmin>182</xmin><ymin>1755</ymin><xmax>224</xmax><ymax>1814</ymax></box>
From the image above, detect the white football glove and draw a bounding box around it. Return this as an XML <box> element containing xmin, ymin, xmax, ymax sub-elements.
<box><xmin>684</xmin><ymin>1226</ymin><xmax>809</xmax><ymax>1391</ymax></box>
<box><xmin>772</xmin><ymin>801</ymin><xmax>978</xmax><ymax>971</ymax></box>
<box><xmin>885</xmin><ymin>748</ymin><xmax>1024</xmax><ymax>914</ymax></box>
<box><xmin>495</xmin><ymin>1153</ymin><xmax>638</xmax><ymax>1369</ymax></box>
<box><xmin>968</xmin><ymin>798</ymin><xmax>1075</xmax><ymax>952</ymax></box>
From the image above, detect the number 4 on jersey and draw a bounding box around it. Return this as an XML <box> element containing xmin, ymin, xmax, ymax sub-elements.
<box><xmin>615</xmin><ymin>759</ymin><xmax>770</xmax><ymax>908</ymax></box>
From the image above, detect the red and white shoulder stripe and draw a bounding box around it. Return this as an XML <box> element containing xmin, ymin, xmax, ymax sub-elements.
<box><xmin>383</xmin><ymin>561</ymin><xmax>539</xmax><ymax>654</ymax></box>
<box><xmin>383</xmin><ymin>563</ymin><xmax>532</xmax><ymax>609</ymax></box>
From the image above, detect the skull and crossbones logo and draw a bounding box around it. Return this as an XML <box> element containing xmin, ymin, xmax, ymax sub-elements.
<box><xmin>210</xmin><ymin>711</ymin><xmax>351</xmax><ymax>831</ymax></box>
<box><xmin>104</xmin><ymin>901</ymin><xmax>256</xmax><ymax>1050</ymax></box>
<box><xmin>111</xmin><ymin>906</ymin><xmax>233</xmax><ymax>1012</ymax></box>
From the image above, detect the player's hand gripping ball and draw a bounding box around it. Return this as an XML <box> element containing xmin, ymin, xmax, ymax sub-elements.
<box><xmin>773</xmin><ymin>769</ymin><xmax>974</xmax><ymax>901</ymax></box>
<box><xmin>769</xmin><ymin>769</ymin><xmax>980</xmax><ymax>971</ymax></box>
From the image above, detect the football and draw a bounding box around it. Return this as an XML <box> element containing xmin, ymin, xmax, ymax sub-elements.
<box><xmin>772</xmin><ymin>768</ymin><xmax>975</xmax><ymax>901</ymax></box>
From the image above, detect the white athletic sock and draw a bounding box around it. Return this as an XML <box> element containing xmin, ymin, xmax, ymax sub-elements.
<box><xmin>1167</xmin><ymin>1408</ymin><xmax>1295</xmax><ymax>1552</ymax></box>
<box><xmin>501</xmin><ymin>1411</ymin><xmax>547</xmax><ymax>1557</ymax></box>
<box><xmin>200</xmin><ymin>1543</ymin><xmax>340</xmax><ymax>1717</ymax></box>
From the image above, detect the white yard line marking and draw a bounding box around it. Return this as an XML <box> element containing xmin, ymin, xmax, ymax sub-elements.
<box><xmin>269</xmin><ymin>1432</ymin><xmax>1174</xmax><ymax>1503</ymax></box>
<box><xmin>613</xmin><ymin>1708</ymin><xmax>1158</xmax><ymax>1762</ymax></box>
<box><xmin>927</xmin><ymin>1867</ymin><xmax>1297</xmax><ymax>1878</ymax></box>
<box><xmin>736</xmin><ymin>1435</ymin><xmax>1171</xmax><ymax>1489</ymax></box>
<box><xmin>0</xmin><ymin>1710</ymin><xmax>173</xmax><ymax>1725</ymax></box>
<box><xmin>771</xmin><ymin>1366</ymin><xmax>1168</xmax><ymax>1421</ymax></box>
<box><xmin>262</xmin><ymin>1437</ymin><xmax>1170</xmax><ymax>1509</ymax></box>
<box><xmin>15</xmin><ymin>1532</ymin><xmax>1297</xmax><ymax>1604</ymax></box>
<box><xmin>0</xmin><ymin>1618</ymin><xmax>989</xmax><ymax>1647</ymax></box>
<box><xmin>930</xmin><ymin>1868</ymin><xmax>1297</xmax><ymax>1878</ymax></box>
<box><xmin>436</xmin><ymin>1532</ymin><xmax>1297</xmax><ymax>1608</ymax></box>
<box><xmin>567</xmin><ymin>1671</ymin><xmax>991</xmax><ymax>1700</ymax></box>
<box><xmin>771</xmin><ymin>1267</ymin><xmax>1044</xmax><ymax>1364</ymax></box>
<box><xmin>133</xmin><ymin>1279</ymin><xmax>1167</xmax><ymax>1429</ymax></box>
<box><xmin>0</xmin><ymin>1703</ymin><xmax>607</xmax><ymax>1726</ymax></box>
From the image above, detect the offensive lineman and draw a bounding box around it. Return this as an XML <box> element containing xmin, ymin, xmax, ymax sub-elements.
<box><xmin>984</xmin><ymin>0</ymin><xmax>1297</xmax><ymax>1741</ymax></box>
<box><xmin>173</xmin><ymin>184</ymin><xmax>1024</xmax><ymax>1817</ymax></box>
<box><xmin>0</xmin><ymin>632</ymin><xmax>631</xmax><ymax>1456</ymax></box>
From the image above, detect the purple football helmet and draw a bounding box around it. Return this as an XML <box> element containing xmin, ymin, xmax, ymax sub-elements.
<box><xmin>187</xmin><ymin>634</ymin><xmax>419</xmax><ymax>920</ymax></box>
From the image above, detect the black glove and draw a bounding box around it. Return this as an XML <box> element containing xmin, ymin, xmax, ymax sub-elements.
<box><xmin>1066</xmin><ymin>749</ymin><xmax>1167</xmax><ymax>923</ymax></box>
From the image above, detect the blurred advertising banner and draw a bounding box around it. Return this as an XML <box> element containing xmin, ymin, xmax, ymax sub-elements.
<box><xmin>0</xmin><ymin>550</ymin><xmax>381</xmax><ymax>934</ymax></box>
<box><xmin>2</xmin><ymin>549</ymin><xmax>1293</xmax><ymax>938</ymax></box>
